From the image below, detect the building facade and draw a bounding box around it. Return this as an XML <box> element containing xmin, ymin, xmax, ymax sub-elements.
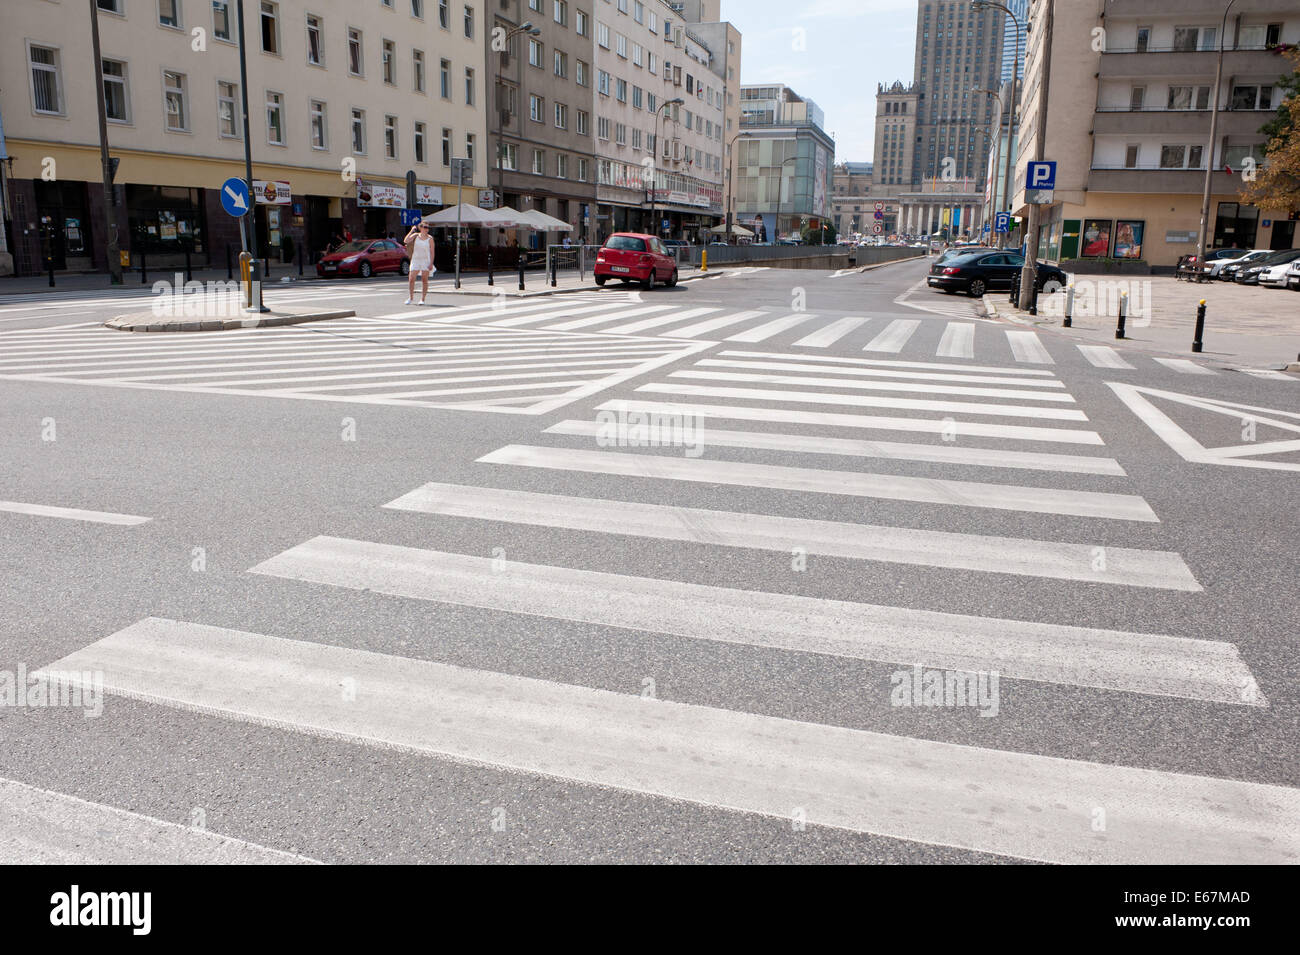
<box><xmin>3</xmin><ymin>0</ymin><xmax>489</xmax><ymax>276</ymax></box>
<box><xmin>1013</xmin><ymin>0</ymin><xmax>1298</xmax><ymax>268</ymax></box>
<box><xmin>830</xmin><ymin>161</ymin><xmax>874</xmax><ymax>238</ymax></box>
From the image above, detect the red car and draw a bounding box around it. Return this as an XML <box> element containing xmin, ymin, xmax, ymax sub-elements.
<box><xmin>594</xmin><ymin>233</ymin><xmax>679</xmax><ymax>289</ymax></box>
<box><xmin>316</xmin><ymin>238</ymin><xmax>410</xmax><ymax>278</ymax></box>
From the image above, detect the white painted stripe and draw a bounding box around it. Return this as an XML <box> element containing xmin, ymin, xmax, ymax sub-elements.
<box><xmin>417</xmin><ymin>300</ymin><xmax>563</xmax><ymax>323</ymax></box>
<box><xmin>595</xmin><ymin>399</ymin><xmax>1105</xmax><ymax>445</ymax></box>
<box><xmin>667</xmin><ymin>310</ymin><xmax>769</xmax><ymax>339</ymax></box>
<box><xmin>1153</xmin><ymin>358</ymin><xmax>1217</xmax><ymax>376</ymax></box>
<box><xmin>863</xmin><ymin>319</ymin><xmax>921</xmax><ymax>353</ymax></box>
<box><xmin>601</xmin><ymin>307</ymin><xmax>721</xmax><ymax>335</ymax></box>
<box><xmin>791</xmin><ymin>316</ymin><xmax>870</xmax><ymax>348</ymax></box>
<box><xmin>488</xmin><ymin>303</ymin><xmax>641</xmax><ymax>328</ymax></box>
<box><xmin>257</xmin><ymin>541</ymin><xmax>1238</xmax><ymax>706</ymax></box>
<box><xmin>0</xmin><ymin>500</ymin><xmax>150</xmax><ymax>526</ymax></box>
<box><xmin>725</xmin><ymin>313</ymin><xmax>818</xmax><ymax>343</ymax></box>
<box><xmin>215</xmin><ymin>359</ymin><xmax>643</xmax><ymax>390</ymax></box>
<box><xmin>936</xmin><ymin>322</ymin><xmax>975</xmax><ymax>359</ymax></box>
<box><xmin>543</xmin><ymin>305</ymin><xmax>676</xmax><ymax>331</ymax></box>
<box><xmin>1006</xmin><ymin>330</ymin><xmax>1055</xmax><ymax>365</ymax></box>
<box><xmin>1238</xmin><ymin>369</ymin><xmax>1292</xmax><ymax>380</ymax></box>
<box><xmin>1078</xmin><ymin>345</ymin><xmax>1135</xmax><ymax>369</ymax></box>
<box><xmin>694</xmin><ymin>358</ymin><xmax>1066</xmax><ymax>389</ymax></box>
<box><xmin>669</xmin><ymin>369</ymin><xmax>1077</xmax><ymax>403</ymax></box>
<box><xmin>545</xmin><ymin>420</ymin><xmax>1123</xmax><ymax>475</ymax></box>
<box><xmin>479</xmin><ymin>445</ymin><xmax>1156</xmax><ymax>521</ymax></box>
<box><xmin>638</xmin><ymin>383</ymin><xmax>1090</xmax><ymax>421</ymax></box>
<box><xmin>721</xmin><ymin>349</ymin><xmax>1057</xmax><ymax>377</ymax></box>
<box><xmin>0</xmin><ymin>776</ymin><xmax>317</xmax><ymax>864</ymax></box>
<box><xmin>49</xmin><ymin>617</ymin><xmax>1284</xmax><ymax>862</ymax></box>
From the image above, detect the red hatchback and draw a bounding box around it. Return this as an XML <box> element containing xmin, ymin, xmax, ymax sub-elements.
<box><xmin>316</xmin><ymin>239</ymin><xmax>410</xmax><ymax>278</ymax></box>
<box><xmin>594</xmin><ymin>233</ymin><xmax>679</xmax><ymax>289</ymax></box>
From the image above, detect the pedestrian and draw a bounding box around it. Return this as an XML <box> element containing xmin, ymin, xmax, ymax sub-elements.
<box><xmin>403</xmin><ymin>220</ymin><xmax>435</xmax><ymax>305</ymax></box>
<box><xmin>563</xmin><ymin>236</ymin><xmax>572</xmax><ymax>249</ymax></box>
<box><xmin>343</xmin><ymin>227</ymin><xmax>353</xmax><ymax>243</ymax></box>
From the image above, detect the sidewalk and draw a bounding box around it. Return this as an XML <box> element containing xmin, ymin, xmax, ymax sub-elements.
<box><xmin>982</xmin><ymin>275</ymin><xmax>1300</xmax><ymax>371</ymax></box>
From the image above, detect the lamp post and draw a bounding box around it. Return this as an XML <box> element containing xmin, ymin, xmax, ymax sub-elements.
<box><xmin>646</xmin><ymin>97</ymin><xmax>684</xmax><ymax>237</ymax></box>
<box><xmin>235</xmin><ymin>0</ymin><xmax>267</xmax><ymax>311</ymax></box>
<box><xmin>774</xmin><ymin>155</ymin><xmax>798</xmax><ymax>243</ymax></box>
<box><xmin>725</xmin><ymin>131</ymin><xmax>751</xmax><ymax>245</ymax></box>
<box><xmin>1194</xmin><ymin>0</ymin><xmax>1240</xmax><ymax>283</ymax></box>
<box><xmin>971</xmin><ymin>1</ymin><xmax>1022</xmax><ymax>250</ymax></box>
<box><xmin>495</xmin><ymin>21</ymin><xmax>541</xmax><ymax>220</ymax></box>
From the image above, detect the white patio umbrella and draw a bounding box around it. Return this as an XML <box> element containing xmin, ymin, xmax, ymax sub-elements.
<box><xmin>422</xmin><ymin>204</ymin><xmax>526</xmax><ymax>228</ymax></box>
<box><xmin>514</xmin><ymin>209</ymin><xmax>575</xmax><ymax>232</ymax></box>
<box><xmin>709</xmin><ymin>223</ymin><xmax>754</xmax><ymax>236</ymax></box>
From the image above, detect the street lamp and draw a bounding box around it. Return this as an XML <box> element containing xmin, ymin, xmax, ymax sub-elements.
<box><xmin>1194</xmin><ymin>0</ymin><xmax>1240</xmax><ymax>283</ymax></box>
<box><xmin>495</xmin><ymin>21</ymin><xmax>541</xmax><ymax>217</ymax></box>
<box><xmin>724</xmin><ymin>131</ymin><xmax>752</xmax><ymax>244</ymax></box>
<box><xmin>971</xmin><ymin>0</ymin><xmax>1022</xmax><ymax>250</ymax></box>
<box><xmin>774</xmin><ymin>155</ymin><xmax>798</xmax><ymax>243</ymax></box>
<box><xmin>647</xmin><ymin>97</ymin><xmax>684</xmax><ymax>237</ymax></box>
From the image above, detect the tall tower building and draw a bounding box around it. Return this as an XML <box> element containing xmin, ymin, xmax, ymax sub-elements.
<box><xmin>1000</xmin><ymin>0</ymin><xmax>1028</xmax><ymax>84</ymax></box>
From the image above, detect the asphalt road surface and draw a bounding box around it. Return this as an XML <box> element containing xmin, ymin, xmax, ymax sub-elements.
<box><xmin>1</xmin><ymin>259</ymin><xmax>1297</xmax><ymax>864</ymax></box>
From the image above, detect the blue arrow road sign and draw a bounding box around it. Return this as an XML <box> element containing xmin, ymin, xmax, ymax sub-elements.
<box><xmin>1026</xmin><ymin>161</ymin><xmax>1057</xmax><ymax>190</ymax></box>
<box><xmin>220</xmin><ymin>178</ymin><xmax>251</xmax><ymax>217</ymax></box>
<box><xmin>400</xmin><ymin>208</ymin><xmax>424</xmax><ymax>227</ymax></box>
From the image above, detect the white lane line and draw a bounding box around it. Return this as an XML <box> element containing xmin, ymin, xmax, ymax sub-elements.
<box><xmin>50</xmin><ymin>617</ymin><xmax>1285</xmax><ymax>863</ymax></box>
<box><xmin>1078</xmin><ymin>345</ymin><xmax>1135</xmax><ymax>370</ymax></box>
<box><xmin>479</xmin><ymin>445</ymin><xmax>1156</xmax><ymax>521</ymax></box>
<box><xmin>863</xmin><ymin>320</ymin><xmax>921</xmax><ymax>353</ymax></box>
<box><xmin>669</xmin><ymin>369</ymin><xmax>1077</xmax><ymax>403</ymax></box>
<box><xmin>546</xmin><ymin>420</ymin><xmax>1123</xmax><ymax>475</ymax></box>
<box><xmin>1152</xmin><ymin>358</ymin><xmax>1217</xmax><ymax>376</ymax></box>
<box><xmin>595</xmin><ymin>399</ymin><xmax>1105</xmax><ymax>445</ymax></box>
<box><xmin>725</xmin><ymin>313</ymin><xmax>818</xmax><ymax>343</ymax></box>
<box><xmin>438</xmin><ymin>302</ymin><xmax>596</xmax><ymax>324</ymax></box>
<box><xmin>1006</xmin><ymin>330</ymin><xmax>1055</xmax><ymax>365</ymax></box>
<box><xmin>666</xmin><ymin>310</ymin><xmax>769</xmax><ymax>339</ymax></box>
<box><xmin>543</xmin><ymin>306</ymin><xmax>677</xmax><ymax>331</ymax></box>
<box><xmin>638</xmin><ymin>383</ymin><xmax>1090</xmax><ymax>421</ymax></box>
<box><xmin>489</xmin><ymin>303</ymin><xmax>643</xmax><ymax>328</ymax></box>
<box><xmin>602</xmin><ymin>307</ymin><xmax>721</xmax><ymax>335</ymax></box>
<box><xmin>389</xmin><ymin>481</ymin><xmax>1194</xmax><ymax>589</ymax></box>
<box><xmin>1237</xmin><ymin>369</ymin><xmax>1293</xmax><ymax>381</ymax></box>
<box><xmin>0</xmin><ymin>776</ymin><xmax>319</xmax><ymax>864</ymax></box>
<box><xmin>936</xmin><ymin>322</ymin><xmax>976</xmax><ymax>359</ymax></box>
<box><xmin>256</xmin><ymin>541</ymin><xmax>1241</xmax><ymax>706</ymax></box>
<box><xmin>694</xmin><ymin>358</ymin><xmax>1066</xmax><ymax>389</ymax></box>
<box><xmin>721</xmin><ymin>349</ymin><xmax>1057</xmax><ymax>377</ymax></box>
<box><xmin>0</xmin><ymin>501</ymin><xmax>150</xmax><ymax>526</ymax></box>
<box><xmin>213</xmin><ymin>358</ymin><xmax>645</xmax><ymax>390</ymax></box>
<box><xmin>791</xmin><ymin>316</ymin><xmax>870</xmax><ymax>348</ymax></box>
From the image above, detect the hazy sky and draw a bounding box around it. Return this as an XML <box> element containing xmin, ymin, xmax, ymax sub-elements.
<box><xmin>719</xmin><ymin>0</ymin><xmax>918</xmax><ymax>163</ymax></box>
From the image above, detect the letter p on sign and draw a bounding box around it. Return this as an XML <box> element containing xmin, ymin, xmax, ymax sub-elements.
<box><xmin>1027</xmin><ymin>162</ymin><xmax>1057</xmax><ymax>190</ymax></box>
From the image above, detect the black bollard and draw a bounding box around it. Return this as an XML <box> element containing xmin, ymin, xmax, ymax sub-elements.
<box><xmin>518</xmin><ymin>253</ymin><xmax>525</xmax><ymax>292</ymax></box>
<box><xmin>1063</xmin><ymin>285</ymin><xmax>1074</xmax><ymax>328</ymax></box>
<box><xmin>263</xmin><ymin>257</ymin><xmax>271</xmax><ymax>279</ymax></box>
<box><xmin>298</xmin><ymin>244</ymin><xmax>304</xmax><ymax>277</ymax></box>
<box><xmin>487</xmin><ymin>251</ymin><xmax>494</xmax><ymax>286</ymax></box>
<box><xmin>47</xmin><ymin>255</ymin><xmax>55</xmax><ymax>288</ymax></box>
<box><xmin>140</xmin><ymin>251</ymin><xmax>147</xmax><ymax>284</ymax></box>
<box><xmin>1192</xmin><ymin>300</ymin><xmax>1207</xmax><ymax>353</ymax></box>
<box><xmin>185</xmin><ymin>248</ymin><xmax>192</xmax><ymax>283</ymax></box>
<box><xmin>226</xmin><ymin>244</ymin><xmax>234</xmax><ymax>281</ymax></box>
<box><xmin>1115</xmin><ymin>293</ymin><xmax>1128</xmax><ymax>340</ymax></box>
<box><xmin>550</xmin><ymin>254</ymin><xmax>557</xmax><ymax>288</ymax></box>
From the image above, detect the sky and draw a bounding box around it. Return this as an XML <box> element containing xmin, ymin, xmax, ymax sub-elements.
<box><xmin>718</xmin><ymin>0</ymin><xmax>919</xmax><ymax>163</ymax></box>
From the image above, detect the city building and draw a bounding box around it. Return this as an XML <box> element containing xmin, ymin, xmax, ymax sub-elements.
<box><xmin>830</xmin><ymin>161</ymin><xmax>874</xmax><ymax>238</ymax></box>
<box><xmin>1000</xmin><ymin>0</ymin><xmax>1028</xmax><ymax>85</ymax></box>
<box><xmin>735</xmin><ymin>84</ymin><xmax>835</xmax><ymax>242</ymax></box>
<box><xmin>1013</xmin><ymin>0</ymin><xmax>1299</xmax><ymax>269</ymax></box>
<box><xmin>2</xmin><ymin>0</ymin><xmax>489</xmax><ymax>276</ymax></box>
<box><xmin>870</xmin><ymin>81</ymin><xmax>919</xmax><ymax>235</ymax></box>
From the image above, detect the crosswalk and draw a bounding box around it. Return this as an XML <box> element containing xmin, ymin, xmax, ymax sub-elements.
<box><xmin>33</xmin><ymin>344</ymin><xmax>1295</xmax><ymax>864</ymax></box>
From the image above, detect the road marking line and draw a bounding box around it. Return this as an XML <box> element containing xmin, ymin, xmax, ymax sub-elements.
<box><xmin>725</xmin><ymin>313</ymin><xmax>818</xmax><ymax>343</ymax></box>
<box><xmin>1006</xmin><ymin>330</ymin><xmax>1055</xmax><ymax>365</ymax></box>
<box><xmin>542</xmin><ymin>306</ymin><xmax>677</xmax><ymax>331</ymax></box>
<box><xmin>601</xmin><ymin>307</ymin><xmax>721</xmax><ymax>335</ymax></box>
<box><xmin>1237</xmin><ymin>368</ymin><xmax>1293</xmax><ymax>380</ymax></box>
<box><xmin>791</xmin><ymin>316</ymin><xmax>871</xmax><ymax>348</ymax></box>
<box><xmin>1078</xmin><ymin>345</ymin><xmax>1135</xmax><ymax>369</ymax></box>
<box><xmin>936</xmin><ymin>322</ymin><xmax>975</xmax><ymax>359</ymax></box>
<box><xmin>1152</xmin><ymin>358</ymin><xmax>1217</xmax><ymax>376</ymax></box>
<box><xmin>721</xmin><ymin>349</ymin><xmax>1056</xmax><ymax>376</ymax></box>
<box><xmin>664</xmin><ymin>310</ymin><xmax>769</xmax><ymax>339</ymax></box>
<box><xmin>863</xmin><ymin>319</ymin><xmax>921</xmax><ymax>353</ymax></box>
<box><xmin>0</xmin><ymin>501</ymin><xmax>150</xmax><ymax>526</ymax></box>
<box><xmin>669</xmin><ymin>369</ymin><xmax>1077</xmax><ymax>403</ymax></box>
<box><xmin>489</xmin><ymin>303</ymin><xmax>646</xmax><ymax>327</ymax></box>
<box><xmin>694</xmin><ymin>358</ymin><xmax>1065</xmax><ymax>389</ymax></box>
<box><xmin>478</xmin><ymin>445</ymin><xmax>1156</xmax><ymax>520</ymax></box>
<box><xmin>213</xmin><ymin>358</ymin><xmax>645</xmax><ymax>389</ymax></box>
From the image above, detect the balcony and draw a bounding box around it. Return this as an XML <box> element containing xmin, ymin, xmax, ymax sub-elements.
<box><xmin>1093</xmin><ymin>108</ymin><xmax>1275</xmax><ymax>137</ymax></box>
<box><xmin>1098</xmin><ymin>48</ymin><xmax>1283</xmax><ymax>78</ymax></box>
<box><xmin>1086</xmin><ymin>167</ymin><xmax>1242</xmax><ymax>194</ymax></box>
<box><xmin>1103</xmin><ymin>0</ymin><xmax>1295</xmax><ymax>15</ymax></box>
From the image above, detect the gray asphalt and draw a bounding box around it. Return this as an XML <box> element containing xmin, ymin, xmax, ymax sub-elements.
<box><xmin>0</xmin><ymin>259</ymin><xmax>1296</xmax><ymax>863</ymax></box>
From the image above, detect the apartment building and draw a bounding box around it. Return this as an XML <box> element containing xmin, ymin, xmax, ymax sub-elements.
<box><xmin>1014</xmin><ymin>0</ymin><xmax>1298</xmax><ymax>268</ymax></box>
<box><xmin>2</xmin><ymin>0</ymin><xmax>489</xmax><ymax>275</ymax></box>
<box><xmin>735</xmin><ymin>84</ymin><xmax>835</xmax><ymax>242</ymax></box>
<box><xmin>489</xmin><ymin>0</ymin><xmax>597</xmax><ymax>246</ymax></box>
<box><xmin>829</xmin><ymin>161</ymin><xmax>874</xmax><ymax>238</ymax></box>
<box><xmin>591</xmin><ymin>0</ymin><xmax>727</xmax><ymax>242</ymax></box>
<box><xmin>675</xmin><ymin>4</ymin><xmax>740</xmax><ymax>238</ymax></box>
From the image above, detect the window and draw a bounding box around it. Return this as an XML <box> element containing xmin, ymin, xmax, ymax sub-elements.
<box><xmin>413</xmin><ymin>50</ymin><xmax>426</xmax><ymax>91</ymax></box>
<box><xmin>557</xmin><ymin>154</ymin><xmax>568</xmax><ymax>179</ymax></box>
<box><xmin>438</xmin><ymin>0</ymin><xmax>449</xmax><ymax>29</ymax></box>
<box><xmin>598</xmin><ymin>70</ymin><xmax>610</xmax><ymax>95</ymax></box>
<box><xmin>163</xmin><ymin>70</ymin><xmax>187</xmax><ymax>130</ymax></box>
<box><xmin>260</xmin><ymin>2</ymin><xmax>280</xmax><ymax>54</ymax></box>
<box><xmin>464</xmin><ymin>5</ymin><xmax>474</xmax><ymax>38</ymax></box>
<box><xmin>616</xmin><ymin>34</ymin><xmax>627</xmax><ymax>58</ymax></box>
<box><xmin>554</xmin><ymin>0</ymin><xmax>567</xmax><ymax>27</ymax></box>
<box><xmin>1231</xmin><ymin>85</ymin><xmax>1273</xmax><ymax>111</ymax></box>
<box><xmin>348</xmin><ymin>29</ymin><xmax>363</xmax><ymax>75</ymax></box>
<box><xmin>351</xmin><ymin>108</ymin><xmax>366</xmax><ymax>153</ymax></box>
<box><xmin>532</xmin><ymin>149</ymin><xmax>545</xmax><ymax>175</ymax></box>
<box><xmin>576</xmin><ymin>10</ymin><xmax>588</xmax><ymax>36</ymax></box>
<box><xmin>632</xmin><ymin>86</ymin><xmax>642</xmax><ymax>109</ymax></box>
<box><xmin>384</xmin><ymin>115</ymin><xmax>398</xmax><ymax>158</ymax></box>
<box><xmin>382</xmin><ymin>40</ymin><xmax>396</xmax><ymax>84</ymax></box>
<box><xmin>597</xmin><ymin>116</ymin><xmax>610</xmax><ymax>140</ymax></box>
<box><xmin>554</xmin><ymin>51</ymin><xmax>567</xmax><ymax>78</ymax></box>
<box><xmin>414</xmin><ymin>122</ymin><xmax>427</xmax><ymax>162</ymax></box>
<box><xmin>577</xmin><ymin>158</ymin><xmax>589</xmax><ymax>181</ymax></box>
<box><xmin>529</xmin><ymin>38</ymin><xmax>543</xmax><ymax>67</ymax></box>
<box><xmin>530</xmin><ymin>94</ymin><xmax>543</xmax><ymax>122</ymax></box>
<box><xmin>1167</xmin><ymin>86</ymin><xmax>1209</xmax><ymax>110</ymax></box>
<box><xmin>616</xmin><ymin>78</ymin><xmax>627</xmax><ymax>102</ymax></box>
<box><xmin>1159</xmin><ymin>144</ymin><xmax>1202</xmax><ymax>168</ymax></box>
<box><xmin>158</xmin><ymin>0</ymin><xmax>181</xmax><ymax>28</ymax></box>
<box><xmin>1124</xmin><ymin>144</ymin><xmax>1139</xmax><ymax>168</ymax></box>
<box><xmin>554</xmin><ymin>102</ymin><xmax>568</xmax><ymax>128</ymax></box>
<box><xmin>101</xmin><ymin>59</ymin><xmax>130</xmax><ymax>123</ymax></box>
<box><xmin>411</xmin><ymin>0</ymin><xmax>424</xmax><ymax>17</ymax></box>
<box><xmin>265</xmin><ymin>91</ymin><xmax>284</xmax><ymax>144</ymax></box>
<box><xmin>440</xmin><ymin>58</ymin><xmax>451</xmax><ymax>98</ymax></box>
<box><xmin>576</xmin><ymin>60</ymin><xmax>588</xmax><ymax>86</ymax></box>
<box><xmin>97</xmin><ymin>0</ymin><xmax>125</xmax><ymax>13</ymax></box>
<box><xmin>500</xmin><ymin>142</ymin><xmax>518</xmax><ymax>171</ymax></box>
<box><xmin>465</xmin><ymin>133</ymin><xmax>475</xmax><ymax>162</ymax></box>
<box><xmin>465</xmin><ymin>67</ymin><xmax>475</xmax><ymax>105</ymax></box>
<box><xmin>212</xmin><ymin>1</ymin><xmax>233</xmax><ymax>41</ymax></box>
<box><xmin>218</xmin><ymin>81</ymin><xmax>239</xmax><ymax>137</ymax></box>
<box><xmin>305</xmin><ymin>15</ymin><xmax>323</xmax><ymax>65</ymax></box>
<box><xmin>1172</xmin><ymin>26</ymin><xmax>1216</xmax><ymax>52</ymax></box>
<box><xmin>441</xmin><ymin>127</ymin><xmax>451</xmax><ymax>165</ymax></box>
<box><xmin>598</xmin><ymin>22</ymin><xmax>609</xmax><ymax>48</ymax></box>
<box><xmin>576</xmin><ymin>109</ymin><xmax>588</xmax><ymax>135</ymax></box>
<box><xmin>310</xmin><ymin>100</ymin><xmax>327</xmax><ymax>149</ymax></box>
<box><xmin>1129</xmin><ymin>86</ymin><xmax>1145</xmax><ymax>111</ymax></box>
<box><xmin>1135</xmin><ymin>26</ymin><xmax>1150</xmax><ymax>53</ymax></box>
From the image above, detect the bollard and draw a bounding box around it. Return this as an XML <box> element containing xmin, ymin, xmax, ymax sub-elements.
<box><xmin>518</xmin><ymin>253</ymin><xmax>526</xmax><ymax>292</ymax></box>
<box><xmin>1028</xmin><ymin>281</ymin><xmax>1039</xmax><ymax>316</ymax></box>
<box><xmin>550</xmin><ymin>254</ymin><xmax>557</xmax><ymax>288</ymax></box>
<box><xmin>238</xmin><ymin>252</ymin><xmax>253</xmax><ymax>308</ymax></box>
<box><xmin>140</xmin><ymin>250</ymin><xmax>147</xmax><ymax>284</ymax></box>
<box><xmin>47</xmin><ymin>255</ymin><xmax>55</xmax><ymax>288</ymax></box>
<box><xmin>185</xmin><ymin>248</ymin><xmax>192</xmax><ymax>283</ymax></box>
<box><xmin>1192</xmin><ymin>299</ymin><xmax>1207</xmax><ymax>353</ymax></box>
<box><xmin>701</xmin><ymin>249</ymin><xmax>708</xmax><ymax>273</ymax></box>
<box><xmin>1063</xmin><ymin>284</ymin><xmax>1074</xmax><ymax>328</ymax></box>
<box><xmin>298</xmin><ymin>244</ymin><xmax>304</xmax><ymax>277</ymax></box>
<box><xmin>263</xmin><ymin>257</ymin><xmax>271</xmax><ymax>279</ymax></box>
<box><xmin>1115</xmin><ymin>292</ymin><xmax>1128</xmax><ymax>340</ymax></box>
<box><xmin>487</xmin><ymin>251</ymin><xmax>494</xmax><ymax>286</ymax></box>
<box><xmin>226</xmin><ymin>244</ymin><xmax>234</xmax><ymax>281</ymax></box>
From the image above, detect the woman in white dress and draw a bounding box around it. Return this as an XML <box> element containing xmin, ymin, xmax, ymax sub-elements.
<box><xmin>403</xmin><ymin>221</ymin><xmax>436</xmax><ymax>305</ymax></box>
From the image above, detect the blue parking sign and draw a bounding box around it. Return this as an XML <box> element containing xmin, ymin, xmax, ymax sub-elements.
<box><xmin>1026</xmin><ymin>162</ymin><xmax>1057</xmax><ymax>190</ymax></box>
<box><xmin>994</xmin><ymin>212</ymin><xmax>1012</xmax><ymax>233</ymax></box>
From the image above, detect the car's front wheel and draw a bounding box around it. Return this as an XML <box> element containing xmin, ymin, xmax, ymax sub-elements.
<box><xmin>595</xmin><ymin>275</ymin><xmax>607</xmax><ymax>286</ymax></box>
<box><xmin>399</xmin><ymin>260</ymin><xmax>410</xmax><ymax>276</ymax></box>
<box><xmin>968</xmin><ymin>278</ymin><xmax>987</xmax><ymax>297</ymax></box>
<box><xmin>359</xmin><ymin>261</ymin><xmax>373</xmax><ymax>278</ymax></box>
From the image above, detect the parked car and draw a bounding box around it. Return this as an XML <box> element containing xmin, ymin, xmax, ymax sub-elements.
<box><xmin>935</xmin><ymin>245</ymin><xmax>994</xmax><ymax>266</ymax></box>
<box><xmin>1217</xmin><ymin>249</ymin><xmax>1273</xmax><ymax>282</ymax></box>
<box><xmin>593</xmin><ymin>233</ymin><xmax>679</xmax><ymax>289</ymax></box>
<box><xmin>1253</xmin><ymin>249</ymin><xmax>1300</xmax><ymax>287</ymax></box>
<box><xmin>316</xmin><ymin>239</ymin><xmax>409</xmax><ymax>278</ymax></box>
<box><xmin>1237</xmin><ymin>248</ymin><xmax>1300</xmax><ymax>285</ymax></box>
<box><xmin>928</xmin><ymin>251</ymin><xmax>1068</xmax><ymax>298</ymax></box>
<box><xmin>1175</xmin><ymin>247</ymin><xmax>1245</xmax><ymax>279</ymax></box>
<box><xmin>662</xmin><ymin>238</ymin><xmax>692</xmax><ymax>251</ymax></box>
<box><xmin>1234</xmin><ymin>248</ymin><xmax>1300</xmax><ymax>285</ymax></box>
<box><xmin>1286</xmin><ymin>260</ymin><xmax>1300</xmax><ymax>291</ymax></box>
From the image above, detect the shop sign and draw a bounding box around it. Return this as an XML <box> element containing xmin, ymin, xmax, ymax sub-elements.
<box><xmin>253</xmin><ymin>180</ymin><xmax>292</xmax><ymax>205</ymax></box>
<box><xmin>356</xmin><ymin>178</ymin><xmax>405</xmax><ymax>208</ymax></box>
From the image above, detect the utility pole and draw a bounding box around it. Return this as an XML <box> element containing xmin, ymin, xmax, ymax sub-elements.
<box><xmin>1194</xmin><ymin>0</ymin><xmax>1239</xmax><ymax>283</ymax></box>
<box><xmin>1018</xmin><ymin>0</ymin><xmax>1053</xmax><ymax>311</ymax></box>
<box><xmin>235</xmin><ymin>0</ymin><xmax>267</xmax><ymax>311</ymax></box>
<box><xmin>89</xmin><ymin>0</ymin><xmax>122</xmax><ymax>284</ymax></box>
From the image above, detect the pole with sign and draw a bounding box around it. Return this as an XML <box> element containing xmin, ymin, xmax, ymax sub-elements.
<box><xmin>234</xmin><ymin>0</ymin><xmax>267</xmax><ymax>311</ymax></box>
<box><xmin>452</xmin><ymin>158</ymin><xmax>473</xmax><ymax>290</ymax></box>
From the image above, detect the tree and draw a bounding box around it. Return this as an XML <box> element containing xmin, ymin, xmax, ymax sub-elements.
<box><xmin>1239</xmin><ymin>47</ymin><xmax>1300</xmax><ymax>211</ymax></box>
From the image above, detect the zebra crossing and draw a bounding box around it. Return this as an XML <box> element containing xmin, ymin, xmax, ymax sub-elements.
<box><xmin>33</xmin><ymin>343</ymin><xmax>1295</xmax><ymax>865</ymax></box>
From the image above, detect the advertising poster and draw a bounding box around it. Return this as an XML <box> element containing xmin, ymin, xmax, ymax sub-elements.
<box><xmin>813</xmin><ymin>146</ymin><xmax>829</xmax><ymax>218</ymax></box>
<box><xmin>1080</xmin><ymin>219</ymin><xmax>1112</xmax><ymax>257</ymax></box>
<box><xmin>1114</xmin><ymin>220</ymin><xmax>1144</xmax><ymax>258</ymax></box>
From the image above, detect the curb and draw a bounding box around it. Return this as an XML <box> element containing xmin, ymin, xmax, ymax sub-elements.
<box><xmin>104</xmin><ymin>307</ymin><xmax>356</xmax><ymax>332</ymax></box>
